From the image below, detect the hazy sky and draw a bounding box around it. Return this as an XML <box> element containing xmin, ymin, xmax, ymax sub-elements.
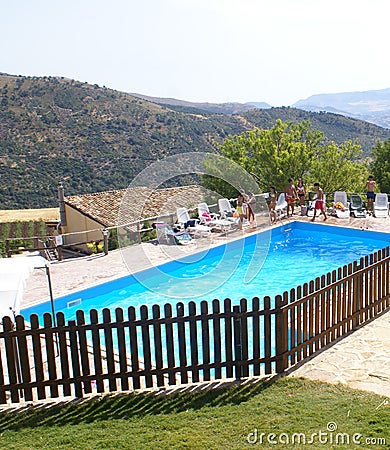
<box><xmin>2</xmin><ymin>0</ymin><xmax>389</xmax><ymax>106</ymax></box>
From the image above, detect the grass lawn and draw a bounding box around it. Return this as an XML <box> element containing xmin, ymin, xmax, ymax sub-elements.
<box><xmin>0</xmin><ymin>377</ymin><xmax>388</xmax><ymax>449</ymax></box>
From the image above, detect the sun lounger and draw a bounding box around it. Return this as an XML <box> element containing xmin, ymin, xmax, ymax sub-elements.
<box><xmin>153</xmin><ymin>222</ymin><xmax>192</xmax><ymax>245</ymax></box>
<box><xmin>333</xmin><ymin>191</ymin><xmax>350</xmax><ymax>219</ymax></box>
<box><xmin>374</xmin><ymin>193</ymin><xmax>389</xmax><ymax>218</ymax></box>
<box><xmin>274</xmin><ymin>193</ymin><xmax>287</xmax><ymax>219</ymax></box>
<box><xmin>350</xmin><ymin>194</ymin><xmax>366</xmax><ymax>218</ymax></box>
<box><xmin>176</xmin><ymin>207</ymin><xmax>211</xmax><ymax>237</ymax></box>
<box><xmin>197</xmin><ymin>203</ymin><xmax>234</xmax><ymax>231</ymax></box>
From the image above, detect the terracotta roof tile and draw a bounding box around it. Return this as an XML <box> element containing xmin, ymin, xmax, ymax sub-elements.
<box><xmin>65</xmin><ymin>185</ymin><xmax>208</xmax><ymax>227</ymax></box>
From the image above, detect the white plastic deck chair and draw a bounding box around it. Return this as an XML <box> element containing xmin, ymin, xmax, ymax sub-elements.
<box><xmin>374</xmin><ymin>193</ymin><xmax>389</xmax><ymax>218</ymax></box>
<box><xmin>176</xmin><ymin>207</ymin><xmax>211</xmax><ymax>237</ymax></box>
<box><xmin>333</xmin><ymin>191</ymin><xmax>350</xmax><ymax>219</ymax></box>
<box><xmin>197</xmin><ymin>202</ymin><xmax>233</xmax><ymax>231</ymax></box>
<box><xmin>197</xmin><ymin>202</ymin><xmax>219</xmax><ymax>224</ymax></box>
<box><xmin>274</xmin><ymin>193</ymin><xmax>288</xmax><ymax>220</ymax></box>
<box><xmin>218</xmin><ymin>198</ymin><xmax>236</xmax><ymax>220</ymax></box>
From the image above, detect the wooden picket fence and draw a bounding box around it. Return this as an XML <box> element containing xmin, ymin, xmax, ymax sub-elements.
<box><xmin>0</xmin><ymin>248</ymin><xmax>389</xmax><ymax>404</ymax></box>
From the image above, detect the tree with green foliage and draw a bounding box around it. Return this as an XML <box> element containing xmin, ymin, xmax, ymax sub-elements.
<box><xmin>309</xmin><ymin>140</ymin><xmax>368</xmax><ymax>193</ymax></box>
<box><xmin>203</xmin><ymin>119</ymin><xmax>367</xmax><ymax>196</ymax></box>
<box><xmin>370</xmin><ymin>139</ymin><xmax>390</xmax><ymax>192</ymax></box>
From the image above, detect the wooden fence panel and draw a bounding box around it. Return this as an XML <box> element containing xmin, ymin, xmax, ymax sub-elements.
<box><xmin>302</xmin><ymin>284</ymin><xmax>308</xmax><ymax>359</ymax></box>
<box><xmin>140</xmin><ymin>306</ymin><xmax>153</xmax><ymax>388</ymax></box>
<box><xmin>68</xmin><ymin>319</ymin><xmax>82</xmax><ymax>398</ymax></box>
<box><xmin>252</xmin><ymin>297</ymin><xmax>261</xmax><ymax>376</ymax></box>
<box><xmin>224</xmin><ymin>299</ymin><xmax>233</xmax><ymax>379</ymax></box>
<box><xmin>201</xmin><ymin>301</ymin><xmax>211</xmax><ymax>382</ymax></box>
<box><xmin>76</xmin><ymin>310</ymin><xmax>92</xmax><ymax>394</ymax></box>
<box><xmin>314</xmin><ymin>278</ymin><xmax>320</xmax><ymax>351</ymax></box>
<box><xmin>164</xmin><ymin>304</ymin><xmax>176</xmax><ymax>385</ymax></box>
<box><xmin>177</xmin><ymin>303</ymin><xmax>188</xmax><ymax>385</ymax></box>
<box><xmin>152</xmin><ymin>305</ymin><xmax>164</xmax><ymax>387</ymax></box>
<box><xmin>212</xmin><ymin>300</ymin><xmax>222</xmax><ymax>380</ymax></box>
<box><xmin>115</xmin><ymin>308</ymin><xmax>129</xmax><ymax>391</ymax></box>
<box><xmin>289</xmin><ymin>289</ymin><xmax>296</xmax><ymax>366</ymax></box>
<box><xmin>240</xmin><ymin>298</ymin><xmax>249</xmax><ymax>378</ymax></box>
<box><xmin>233</xmin><ymin>305</ymin><xmax>242</xmax><ymax>379</ymax></box>
<box><xmin>0</xmin><ymin>248</ymin><xmax>389</xmax><ymax>404</ymax></box>
<box><xmin>15</xmin><ymin>316</ymin><xmax>33</xmax><ymax>402</ymax></box>
<box><xmin>188</xmin><ymin>301</ymin><xmax>199</xmax><ymax>383</ymax></box>
<box><xmin>128</xmin><ymin>306</ymin><xmax>140</xmax><ymax>390</ymax></box>
<box><xmin>102</xmin><ymin>309</ymin><xmax>116</xmax><ymax>392</ymax></box>
<box><xmin>263</xmin><ymin>297</ymin><xmax>272</xmax><ymax>374</ymax></box>
<box><xmin>90</xmin><ymin>309</ymin><xmax>104</xmax><ymax>393</ymax></box>
<box><xmin>43</xmin><ymin>313</ymin><xmax>58</xmax><ymax>398</ymax></box>
<box><xmin>30</xmin><ymin>314</ymin><xmax>46</xmax><ymax>399</ymax></box>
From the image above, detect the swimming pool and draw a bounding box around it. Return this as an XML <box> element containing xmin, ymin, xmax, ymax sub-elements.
<box><xmin>21</xmin><ymin>221</ymin><xmax>390</xmax><ymax>322</ymax></box>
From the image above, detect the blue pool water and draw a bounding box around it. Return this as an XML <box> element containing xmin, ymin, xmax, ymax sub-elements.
<box><xmin>22</xmin><ymin>222</ymin><xmax>390</xmax><ymax>322</ymax></box>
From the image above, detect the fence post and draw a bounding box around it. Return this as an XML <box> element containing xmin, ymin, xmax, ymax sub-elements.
<box><xmin>275</xmin><ymin>295</ymin><xmax>288</xmax><ymax>373</ymax></box>
<box><xmin>103</xmin><ymin>229</ymin><xmax>109</xmax><ymax>255</ymax></box>
<box><xmin>353</xmin><ymin>260</ymin><xmax>362</xmax><ymax>328</ymax></box>
<box><xmin>233</xmin><ymin>304</ymin><xmax>242</xmax><ymax>379</ymax></box>
<box><xmin>6</xmin><ymin>239</ymin><xmax>11</xmax><ymax>258</ymax></box>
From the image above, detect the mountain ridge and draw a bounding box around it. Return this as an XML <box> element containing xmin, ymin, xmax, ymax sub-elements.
<box><xmin>293</xmin><ymin>87</ymin><xmax>390</xmax><ymax>128</ymax></box>
<box><xmin>1</xmin><ymin>74</ymin><xmax>390</xmax><ymax>209</ymax></box>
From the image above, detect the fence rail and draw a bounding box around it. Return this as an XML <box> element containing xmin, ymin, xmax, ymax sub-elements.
<box><xmin>0</xmin><ymin>248</ymin><xmax>389</xmax><ymax>404</ymax></box>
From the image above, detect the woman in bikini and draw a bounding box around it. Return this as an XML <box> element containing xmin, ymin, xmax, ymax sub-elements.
<box><xmin>236</xmin><ymin>192</ymin><xmax>245</xmax><ymax>230</ymax></box>
<box><xmin>268</xmin><ymin>186</ymin><xmax>277</xmax><ymax>223</ymax></box>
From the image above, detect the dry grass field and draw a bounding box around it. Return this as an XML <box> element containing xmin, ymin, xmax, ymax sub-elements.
<box><xmin>0</xmin><ymin>208</ymin><xmax>59</xmax><ymax>223</ymax></box>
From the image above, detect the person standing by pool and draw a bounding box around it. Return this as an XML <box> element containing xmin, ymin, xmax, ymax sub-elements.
<box><xmin>247</xmin><ymin>192</ymin><xmax>256</xmax><ymax>227</ymax></box>
<box><xmin>311</xmin><ymin>182</ymin><xmax>327</xmax><ymax>222</ymax></box>
<box><xmin>268</xmin><ymin>186</ymin><xmax>277</xmax><ymax>223</ymax></box>
<box><xmin>236</xmin><ymin>191</ymin><xmax>245</xmax><ymax>229</ymax></box>
<box><xmin>366</xmin><ymin>175</ymin><xmax>376</xmax><ymax>214</ymax></box>
<box><xmin>285</xmin><ymin>178</ymin><xmax>297</xmax><ymax>217</ymax></box>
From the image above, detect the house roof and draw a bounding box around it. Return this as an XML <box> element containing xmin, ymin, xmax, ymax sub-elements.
<box><xmin>64</xmin><ymin>185</ymin><xmax>209</xmax><ymax>227</ymax></box>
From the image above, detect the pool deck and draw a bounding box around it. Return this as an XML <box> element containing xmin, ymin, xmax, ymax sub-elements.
<box><xmin>22</xmin><ymin>212</ymin><xmax>390</xmax><ymax>399</ymax></box>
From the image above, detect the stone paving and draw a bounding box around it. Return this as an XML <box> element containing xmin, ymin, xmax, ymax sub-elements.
<box><xmin>21</xmin><ymin>211</ymin><xmax>390</xmax><ymax>399</ymax></box>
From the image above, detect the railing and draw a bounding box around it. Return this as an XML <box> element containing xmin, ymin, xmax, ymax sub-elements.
<box><xmin>0</xmin><ymin>247</ymin><xmax>389</xmax><ymax>404</ymax></box>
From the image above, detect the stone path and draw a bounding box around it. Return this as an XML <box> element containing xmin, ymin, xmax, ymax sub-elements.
<box><xmin>288</xmin><ymin>310</ymin><xmax>390</xmax><ymax>398</ymax></box>
<box><xmin>21</xmin><ymin>213</ymin><xmax>390</xmax><ymax>399</ymax></box>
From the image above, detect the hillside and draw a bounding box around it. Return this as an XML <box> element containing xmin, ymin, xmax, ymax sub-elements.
<box><xmin>1</xmin><ymin>74</ymin><xmax>390</xmax><ymax>209</ymax></box>
<box><xmin>241</xmin><ymin>107</ymin><xmax>390</xmax><ymax>153</ymax></box>
<box><xmin>0</xmin><ymin>75</ymin><xmax>244</xmax><ymax>208</ymax></box>
<box><xmin>293</xmin><ymin>87</ymin><xmax>390</xmax><ymax>128</ymax></box>
<box><xmin>130</xmin><ymin>92</ymin><xmax>271</xmax><ymax>114</ymax></box>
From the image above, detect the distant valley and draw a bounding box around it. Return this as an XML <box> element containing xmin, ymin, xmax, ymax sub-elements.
<box><xmin>0</xmin><ymin>73</ymin><xmax>390</xmax><ymax>209</ymax></box>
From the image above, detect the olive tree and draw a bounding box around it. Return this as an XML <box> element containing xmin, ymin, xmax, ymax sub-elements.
<box><xmin>370</xmin><ymin>138</ymin><xmax>390</xmax><ymax>192</ymax></box>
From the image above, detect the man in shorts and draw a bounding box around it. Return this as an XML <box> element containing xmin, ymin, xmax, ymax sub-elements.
<box><xmin>366</xmin><ymin>175</ymin><xmax>376</xmax><ymax>214</ymax></box>
<box><xmin>311</xmin><ymin>182</ymin><xmax>327</xmax><ymax>222</ymax></box>
<box><xmin>285</xmin><ymin>178</ymin><xmax>297</xmax><ymax>217</ymax></box>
